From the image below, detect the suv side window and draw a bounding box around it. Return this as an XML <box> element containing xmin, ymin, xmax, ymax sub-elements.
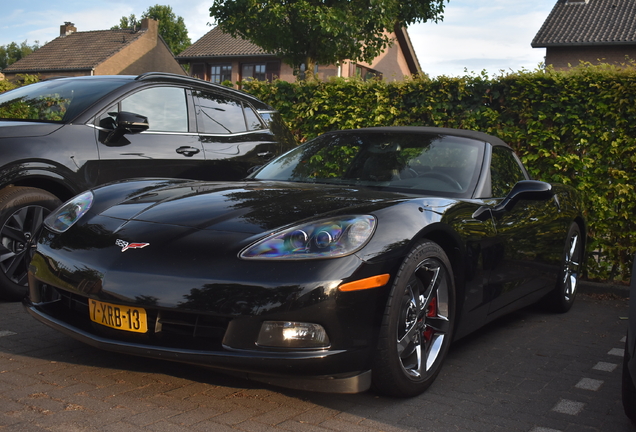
<box><xmin>121</xmin><ymin>87</ymin><xmax>188</xmax><ymax>132</ymax></box>
<box><xmin>194</xmin><ymin>90</ymin><xmax>264</xmax><ymax>134</ymax></box>
<box><xmin>490</xmin><ymin>146</ymin><xmax>527</xmax><ymax>198</ymax></box>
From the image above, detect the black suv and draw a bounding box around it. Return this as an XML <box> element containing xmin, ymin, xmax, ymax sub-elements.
<box><xmin>0</xmin><ymin>72</ymin><xmax>296</xmax><ymax>301</ymax></box>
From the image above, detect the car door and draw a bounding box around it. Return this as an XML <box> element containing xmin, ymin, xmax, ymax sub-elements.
<box><xmin>94</xmin><ymin>85</ymin><xmax>207</xmax><ymax>184</ymax></box>
<box><xmin>485</xmin><ymin>146</ymin><xmax>563</xmax><ymax>315</ymax></box>
<box><xmin>193</xmin><ymin>89</ymin><xmax>282</xmax><ymax>180</ymax></box>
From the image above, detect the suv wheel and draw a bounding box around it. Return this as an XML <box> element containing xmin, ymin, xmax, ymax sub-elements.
<box><xmin>0</xmin><ymin>187</ymin><xmax>61</xmax><ymax>301</ymax></box>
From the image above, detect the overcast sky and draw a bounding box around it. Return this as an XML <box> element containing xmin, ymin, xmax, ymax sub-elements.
<box><xmin>0</xmin><ymin>0</ymin><xmax>557</xmax><ymax>78</ymax></box>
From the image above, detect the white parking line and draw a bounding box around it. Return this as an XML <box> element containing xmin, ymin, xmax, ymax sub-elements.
<box><xmin>0</xmin><ymin>330</ymin><xmax>16</xmax><ymax>337</ymax></box>
<box><xmin>575</xmin><ymin>378</ymin><xmax>604</xmax><ymax>391</ymax></box>
<box><xmin>593</xmin><ymin>361</ymin><xmax>618</xmax><ymax>372</ymax></box>
<box><xmin>530</xmin><ymin>428</ymin><xmax>562</xmax><ymax>432</ymax></box>
<box><xmin>608</xmin><ymin>348</ymin><xmax>625</xmax><ymax>357</ymax></box>
<box><xmin>552</xmin><ymin>399</ymin><xmax>585</xmax><ymax>415</ymax></box>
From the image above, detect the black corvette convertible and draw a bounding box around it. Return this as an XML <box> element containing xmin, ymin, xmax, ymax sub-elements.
<box><xmin>24</xmin><ymin>127</ymin><xmax>585</xmax><ymax>397</ymax></box>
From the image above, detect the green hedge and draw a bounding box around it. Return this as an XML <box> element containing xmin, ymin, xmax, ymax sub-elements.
<box><xmin>243</xmin><ymin>65</ymin><xmax>636</xmax><ymax>282</ymax></box>
<box><xmin>3</xmin><ymin>70</ymin><xmax>633</xmax><ymax>281</ymax></box>
<box><xmin>0</xmin><ymin>74</ymin><xmax>38</xmax><ymax>93</ymax></box>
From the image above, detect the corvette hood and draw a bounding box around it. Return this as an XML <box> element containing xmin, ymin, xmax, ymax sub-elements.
<box><xmin>0</xmin><ymin>121</ymin><xmax>64</xmax><ymax>137</ymax></box>
<box><xmin>96</xmin><ymin>180</ymin><xmax>410</xmax><ymax>234</ymax></box>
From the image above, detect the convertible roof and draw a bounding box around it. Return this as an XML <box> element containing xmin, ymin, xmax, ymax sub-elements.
<box><xmin>337</xmin><ymin>127</ymin><xmax>512</xmax><ymax>149</ymax></box>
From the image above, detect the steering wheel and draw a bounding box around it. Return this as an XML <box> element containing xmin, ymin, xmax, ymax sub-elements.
<box><xmin>419</xmin><ymin>172</ymin><xmax>463</xmax><ymax>190</ymax></box>
<box><xmin>399</xmin><ymin>168</ymin><xmax>419</xmax><ymax>179</ymax></box>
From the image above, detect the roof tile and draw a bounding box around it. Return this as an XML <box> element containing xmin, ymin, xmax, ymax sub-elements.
<box><xmin>176</xmin><ymin>27</ymin><xmax>268</xmax><ymax>59</ymax></box>
<box><xmin>4</xmin><ymin>29</ymin><xmax>147</xmax><ymax>72</ymax></box>
<box><xmin>533</xmin><ymin>0</ymin><xmax>636</xmax><ymax>47</ymax></box>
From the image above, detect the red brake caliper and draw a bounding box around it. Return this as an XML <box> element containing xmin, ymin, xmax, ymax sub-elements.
<box><xmin>423</xmin><ymin>296</ymin><xmax>437</xmax><ymax>342</ymax></box>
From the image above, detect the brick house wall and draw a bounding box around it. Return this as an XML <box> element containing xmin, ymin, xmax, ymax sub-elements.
<box><xmin>545</xmin><ymin>45</ymin><xmax>636</xmax><ymax>69</ymax></box>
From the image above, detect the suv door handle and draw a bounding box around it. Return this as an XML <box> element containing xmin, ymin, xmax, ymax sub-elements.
<box><xmin>176</xmin><ymin>146</ymin><xmax>200</xmax><ymax>157</ymax></box>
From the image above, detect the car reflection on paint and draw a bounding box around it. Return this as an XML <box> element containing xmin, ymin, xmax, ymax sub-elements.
<box><xmin>24</xmin><ymin>127</ymin><xmax>585</xmax><ymax>397</ymax></box>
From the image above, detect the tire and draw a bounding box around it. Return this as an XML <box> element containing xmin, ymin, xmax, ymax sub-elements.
<box><xmin>543</xmin><ymin>222</ymin><xmax>582</xmax><ymax>313</ymax></box>
<box><xmin>0</xmin><ymin>186</ymin><xmax>61</xmax><ymax>301</ymax></box>
<box><xmin>372</xmin><ymin>240</ymin><xmax>456</xmax><ymax>397</ymax></box>
<box><xmin>623</xmin><ymin>336</ymin><xmax>636</xmax><ymax>424</ymax></box>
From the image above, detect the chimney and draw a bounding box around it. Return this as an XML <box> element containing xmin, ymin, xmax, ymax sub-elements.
<box><xmin>140</xmin><ymin>18</ymin><xmax>158</xmax><ymax>33</ymax></box>
<box><xmin>60</xmin><ymin>22</ymin><xmax>77</xmax><ymax>36</ymax></box>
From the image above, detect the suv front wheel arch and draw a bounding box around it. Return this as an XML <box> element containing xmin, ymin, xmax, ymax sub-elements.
<box><xmin>0</xmin><ymin>186</ymin><xmax>61</xmax><ymax>301</ymax></box>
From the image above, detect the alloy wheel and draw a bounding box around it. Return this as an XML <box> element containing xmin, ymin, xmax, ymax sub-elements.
<box><xmin>397</xmin><ymin>258</ymin><xmax>451</xmax><ymax>378</ymax></box>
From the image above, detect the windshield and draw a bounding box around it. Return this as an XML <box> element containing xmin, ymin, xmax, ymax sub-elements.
<box><xmin>0</xmin><ymin>77</ymin><xmax>131</xmax><ymax>123</ymax></box>
<box><xmin>254</xmin><ymin>131</ymin><xmax>485</xmax><ymax>196</ymax></box>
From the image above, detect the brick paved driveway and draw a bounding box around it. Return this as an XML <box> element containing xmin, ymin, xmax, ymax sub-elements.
<box><xmin>0</xmin><ymin>293</ymin><xmax>632</xmax><ymax>432</ymax></box>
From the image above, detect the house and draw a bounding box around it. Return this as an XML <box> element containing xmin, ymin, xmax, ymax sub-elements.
<box><xmin>3</xmin><ymin>19</ymin><xmax>185</xmax><ymax>80</ymax></box>
<box><xmin>532</xmin><ymin>0</ymin><xmax>636</xmax><ymax>70</ymax></box>
<box><xmin>175</xmin><ymin>25</ymin><xmax>421</xmax><ymax>84</ymax></box>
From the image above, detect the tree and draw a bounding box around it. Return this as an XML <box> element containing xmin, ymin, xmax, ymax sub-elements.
<box><xmin>209</xmin><ymin>0</ymin><xmax>447</xmax><ymax>80</ymax></box>
<box><xmin>0</xmin><ymin>41</ymin><xmax>40</xmax><ymax>71</ymax></box>
<box><xmin>114</xmin><ymin>14</ymin><xmax>139</xmax><ymax>30</ymax></box>
<box><xmin>112</xmin><ymin>5</ymin><xmax>191</xmax><ymax>55</ymax></box>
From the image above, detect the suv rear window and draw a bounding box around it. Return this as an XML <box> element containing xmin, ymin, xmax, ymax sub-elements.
<box><xmin>0</xmin><ymin>78</ymin><xmax>130</xmax><ymax>123</ymax></box>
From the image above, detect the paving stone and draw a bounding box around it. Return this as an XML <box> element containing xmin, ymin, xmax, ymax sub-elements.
<box><xmin>231</xmin><ymin>419</ymin><xmax>287</xmax><ymax>432</ymax></box>
<box><xmin>162</xmin><ymin>407</ymin><xmax>219</xmax><ymax>426</ymax></box>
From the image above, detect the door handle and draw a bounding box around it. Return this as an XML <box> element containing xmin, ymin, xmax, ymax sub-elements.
<box><xmin>176</xmin><ymin>146</ymin><xmax>200</xmax><ymax>157</ymax></box>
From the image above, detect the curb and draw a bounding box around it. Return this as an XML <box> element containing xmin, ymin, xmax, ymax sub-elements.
<box><xmin>579</xmin><ymin>280</ymin><xmax>630</xmax><ymax>298</ymax></box>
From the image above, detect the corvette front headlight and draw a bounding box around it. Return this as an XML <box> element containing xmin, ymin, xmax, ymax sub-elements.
<box><xmin>44</xmin><ymin>191</ymin><xmax>94</xmax><ymax>233</ymax></box>
<box><xmin>240</xmin><ymin>215</ymin><xmax>376</xmax><ymax>260</ymax></box>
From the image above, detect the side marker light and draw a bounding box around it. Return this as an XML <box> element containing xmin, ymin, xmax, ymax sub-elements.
<box><xmin>338</xmin><ymin>274</ymin><xmax>390</xmax><ymax>292</ymax></box>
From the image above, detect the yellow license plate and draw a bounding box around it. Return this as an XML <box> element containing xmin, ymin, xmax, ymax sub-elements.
<box><xmin>89</xmin><ymin>299</ymin><xmax>148</xmax><ymax>333</ymax></box>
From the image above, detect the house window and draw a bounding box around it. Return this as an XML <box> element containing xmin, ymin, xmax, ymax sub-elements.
<box><xmin>354</xmin><ymin>64</ymin><xmax>382</xmax><ymax>81</ymax></box>
<box><xmin>191</xmin><ymin>63</ymin><xmax>205</xmax><ymax>80</ymax></box>
<box><xmin>241</xmin><ymin>61</ymin><xmax>280</xmax><ymax>82</ymax></box>
<box><xmin>242</xmin><ymin>63</ymin><xmax>266</xmax><ymax>81</ymax></box>
<box><xmin>210</xmin><ymin>64</ymin><xmax>232</xmax><ymax>84</ymax></box>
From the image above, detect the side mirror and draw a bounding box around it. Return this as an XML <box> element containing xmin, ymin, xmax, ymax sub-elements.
<box><xmin>116</xmin><ymin>111</ymin><xmax>149</xmax><ymax>134</ymax></box>
<box><xmin>103</xmin><ymin>111</ymin><xmax>149</xmax><ymax>144</ymax></box>
<box><xmin>473</xmin><ymin>180</ymin><xmax>553</xmax><ymax>221</ymax></box>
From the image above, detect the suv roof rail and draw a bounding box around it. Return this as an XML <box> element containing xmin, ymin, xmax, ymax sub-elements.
<box><xmin>135</xmin><ymin>72</ymin><xmax>213</xmax><ymax>87</ymax></box>
<box><xmin>134</xmin><ymin>72</ymin><xmax>271</xmax><ymax>108</ymax></box>
<box><xmin>136</xmin><ymin>72</ymin><xmax>180</xmax><ymax>80</ymax></box>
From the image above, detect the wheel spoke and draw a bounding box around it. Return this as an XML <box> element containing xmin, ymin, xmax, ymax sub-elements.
<box><xmin>27</xmin><ymin>206</ymin><xmax>45</xmax><ymax>234</ymax></box>
<box><xmin>425</xmin><ymin>315</ymin><xmax>450</xmax><ymax>334</ymax></box>
<box><xmin>397</xmin><ymin>284</ymin><xmax>421</xmax><ymax>357</ymax></box>
<box><xmin>416</xmin><ymin>265</ymin><xmax>439</xmax><ymax>313</ymax></box>
<box><xmin>8</xmin><ymin>207</ymin><xmax>28</xmax><ymax>231</ymax></box>
<box><xmin>1</xmin><ymin>225</ymin><xmax>24</xmax><ymax>243</ymax></box>
<box><xmin>425</xmin><ymin>334</ymin><xmax>445</xmax><ymax>371</ymax></box>
<box><xmin>2</xmin><ymin>251</ymin><xmax>25</xmax><ymax>282</ymax></box>
<box><xmin>397</xmin><ymin>319</ymin><xmax>419</xmax><ymax>357</ymax></box>
<box><xmin>568</xmin><ymin>233</ymin><xmax>578</xmax><ymax>259</ymax></box>
<box><xmin>0</xmin><ymin>249</ymin><xmax>17</xmax><ymax>266</ymax></box>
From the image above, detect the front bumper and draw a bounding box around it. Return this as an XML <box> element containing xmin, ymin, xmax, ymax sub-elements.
<box><xmin>24</xmin><ymin>301</ymin><xmax>371</xmax><ymax>393</ymax></box>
